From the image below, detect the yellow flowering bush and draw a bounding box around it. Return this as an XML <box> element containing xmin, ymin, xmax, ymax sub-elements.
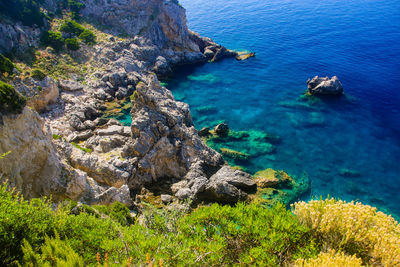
<box><xmin>292</xmin><ymin>198</ymin><xmax>400</xmax><ymax>266</ymax></box>
<box><xmin>294</xmin><ymin>249</ymin><xmax>363</xmax><ymax>267</ymax></box>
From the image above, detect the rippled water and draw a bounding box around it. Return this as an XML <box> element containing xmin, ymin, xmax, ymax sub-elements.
<box><xmin>167</xmin><ymin>0</ymin><xmax>400</xmax><ymax>216</ymax></box>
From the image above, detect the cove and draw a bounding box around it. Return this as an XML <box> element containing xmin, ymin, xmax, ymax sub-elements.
<box><xmin>167</xmin><ymin>0</ymin><xmax>400</xmax><ymax>217</ymax></box>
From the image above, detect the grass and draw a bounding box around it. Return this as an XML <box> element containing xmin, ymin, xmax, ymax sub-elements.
<box><xmin>71</xmin><ymin>142</ymin><xmax>92</xmax><ymax>153</ymax></box>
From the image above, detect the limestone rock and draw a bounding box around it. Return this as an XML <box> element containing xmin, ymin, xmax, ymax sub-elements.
<box><xmin>307</xmin><ymin>76</ymin><xmax>344</xmax><ymax>95</ymax></box>
<box><xmin>59</xmin><ymin>80</ymin><xmax>84</xmax><ymax>91</ymax></box>
<box><xmin>202</xmin><ymin>166</ymin><xmax>257</xmax><ymax>203</ymax></box>
<box><xmin>26</xmin><ymin>77</ymin><xmax>59</xmax><ymax>112</ymax></box>
<box><xmin>0</xmin><ymin>107</ymin><xmax>65</xmax><ymax>199</ymax></box>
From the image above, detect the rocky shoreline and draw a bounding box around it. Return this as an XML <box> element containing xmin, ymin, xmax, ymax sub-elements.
<box><xmin>0</xmin><ymin>0</ymin><xmax>308</xmax><ymax>208</ymax></box>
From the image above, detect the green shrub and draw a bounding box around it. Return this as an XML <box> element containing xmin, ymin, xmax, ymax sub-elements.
<box><xmin>65</xmin><ymin>38</ymin><xmax>80</xmax><ymax>51</ymax></box>
<box><xmin>94</xmin><ymin>202</ymin><xmax>134</xmax><ymax>226</ymax></box>
<box><xmin>31</xmin><ymin>69</ymin><xmax>46</xmax><ymax>80</ymax></box>
<box><xmin>68</xmin><ymin>0</ymin><xmax>85</xmax><ymax>13</ymax></box>
<box><xmin>177</xmin><ymin>202</ymin><xmax>319</xmax><ymax>265</ymax></box>
<box><xmin>0</xmin><ymin>183</ymin><xmax>56</xmax><ymax>266</ymax></box>
<box><xmin>79</xmin><ymin>29</ymin><xmax>96</xmax><ymax>45</ymax></box>
<box><xmin>40</xmin><ymin>31</ymin><xmax>65</xmax><ymax>51</ymax></box>
<box><xmin>60</xmin><ymin>20</ymin><xmax>84</xmax><ymax>36</ymax></box>
<box><xmin>0</xmin><ymin>81</ymin><xmax>26</xmax><ymax>114</ymax></box>
<box><xmin>0</xmin><ymin>54</ymin><xmax>14</xmax><ymax>75</ymax></box>
<box><xmin>22</xmin><ymin>234</ymin><xmax>84</xmax><ymax>267</ymax></box>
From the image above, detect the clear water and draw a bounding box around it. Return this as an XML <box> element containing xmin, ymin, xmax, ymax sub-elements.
<box><xmin>119</xmin><ymin>0</ymin><xmax>400</xmax><ymax>216</ymax></box>
<box><xmin>170</xmin><ymin>0</ymin><xmax>400</xmax><ymax>216</ymax></box>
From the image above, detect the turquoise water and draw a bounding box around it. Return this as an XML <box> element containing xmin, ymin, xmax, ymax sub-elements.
<box><xmin>167</xmin><ymin>0</ymin><xmax>400</xmax><ymax>216</ymax></box>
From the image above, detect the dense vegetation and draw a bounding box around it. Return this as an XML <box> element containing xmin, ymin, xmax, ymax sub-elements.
<box><xmin>65</xmin><ymin>38</ymin><xmax>80</xmax><ymax>51</ymax></box>
<box><xmin>0</xmin><ymin>81</ymin><xmax>26</xmax><ymax>114</ymax></box>
<box><xmin>0</xmin><ymin>0</ymin><xmax>46</xmax><ymax>27</ymax></box>
<box><xmin>40</xmin><ymin>31</ymin><xmax>65</xmax><ymax>51</ymax></box>
<box><xmin>0</xmin><ymin>182</ymin><xmax>399</xmax><ymax>266</ymax></box>
<box><xmin>0</xmin><ymin>54</ymin><xmax>15</xmax><ymax>75</ymax></box>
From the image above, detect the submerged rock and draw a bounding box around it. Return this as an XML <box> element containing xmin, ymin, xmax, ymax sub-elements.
<box><xmin>198</xmin><ymin>126</ymin><xmax>211</xmax><ymax>137</ymax></box>
<box><xmin>307</xmin><ymin>76</ymin><xmax>343</xmax><ymax>95</ymax></box>
<box><xmin>220</xmin><ymin>147</ymin><xmax>250</xmax><ymax>160</ymax></box>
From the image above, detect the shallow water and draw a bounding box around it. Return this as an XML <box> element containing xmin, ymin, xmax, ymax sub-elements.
<box><xmin>118</xmin><ymin>0</ymin><xmax>400</xmax><ymax>216</ymax></box>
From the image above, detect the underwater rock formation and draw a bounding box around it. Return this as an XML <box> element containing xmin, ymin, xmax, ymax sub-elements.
<box><xmin>307</xmin><ymin>76</ymin><xmax>343</xmax><ymax>95</ymax></box>
<box><xmin>250</xmin><ymin>168</ymin><xmax>310</xmax><ymax>206</ymax></box>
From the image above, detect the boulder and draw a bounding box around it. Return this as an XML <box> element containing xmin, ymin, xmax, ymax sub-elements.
<box><xmin>198</xmin><ymin>127</ymin><xmax>210</xmax><ymax>137</ymax></box>
<box><xmin>201</xmin><ymin>166</ymin><xmax>257</xmax><ymax>203</ymax></box>
<box><xmin>236</xmin><ymin>52</ymin><xmax>255</xmax><ymax>61</ymax></box>
<box><xmin>307</xmin><ymin>76</ymin><xmax>343</xmax><ymax>95</ymax></box>
<box><xmin>59</xmin><ymin>80</ymin><xmax>84</xmax><ymax>91</ymax></box>
<box><xmin>214</xmin><ymin>123</ymin><xmax>229</xmax><ymax>137</ymax></box>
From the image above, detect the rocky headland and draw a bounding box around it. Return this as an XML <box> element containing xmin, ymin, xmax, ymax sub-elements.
<box><xmin>0</xmin><ymin>0</ymin><xmax>306</xmax><ymax>207</ymax></box>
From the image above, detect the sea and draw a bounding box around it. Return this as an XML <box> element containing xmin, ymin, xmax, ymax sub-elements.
<box><xmin>123</xmin><ymin>0</ymin><xmax>400</xmax><ymax>217</ymax></box>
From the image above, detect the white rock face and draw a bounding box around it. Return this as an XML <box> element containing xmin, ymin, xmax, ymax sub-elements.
<box><xmin>0</xmin><ymin>107</ymin><xmax>65</xmax><ymax>199</ymax></box>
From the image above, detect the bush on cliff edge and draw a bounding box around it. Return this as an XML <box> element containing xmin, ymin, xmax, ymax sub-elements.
<box><xmin>0</xmin><ymin>181</ymin><xmax>399</xmax><ymax>266</ymax></box>
<box><xmin>0</xmin><ymin>81</ymin><xmax>26</xmax><ymax>115</ymax></box>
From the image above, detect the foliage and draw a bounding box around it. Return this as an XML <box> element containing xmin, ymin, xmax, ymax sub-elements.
<box><xmin>68</xmin><ymin>0</ymin><xmax>85</xmax><ymax>13</ymax></box>
<box><xmin>65</xmin><ymin>38</ymin><xmax>80</xmax><ymax>51</ymax></box>
<box><xmin>31</xmin><ymin>68</ymin><xmax>46</xmax><ymax>81</ymax></box>
<box><xmin>0</xmin><ymin>53</ymin><xmax>14</xmax><ymax>75</ymax></box>
<box><xmin>60</xmin><ymin>20</ymin><xmax>85</xmax><ymax>36</ymax></box>
<box><xmin>0</xmin><ymin>151</ymin><xmax>11</xmax><ymax>159</ymax></box>
<box><xmin>0</xmin><ymin>0</ymin><xmax>46</xmax><ymax>27</ymax></box>
<box><xmin>293</xmin><ymin>197</ymin><xmax>400</xmax><ymax>266</ymax></box>
<box><xmin>0</xmin><ymin>183</ymin><xmax>56</xmax><ymax>266</ymax></box>
<box><xmin>79</xmin><ymin>29</ymin><xmax>96</xmax><ymax>45</ymax></box>
<box><xmin>40</xmin><ymin>31</ymin><xmax>65</xmax><ymax>51</ymax></box>
<box><xmin>93</xmin><ymin>202</ymin><xmax>134</xmax><ymax>226</ymax></box>
<box><xmin>177</xmin><ymin>202</ymin><xmax>319</xmax><ymax>266</ymax></box>
<box><xmin>2</xmin><ymin>181</ymin><xmax>399</xmax><ymax>266</ymax></box>
<box><xmin>22</xmin><ymin>233</ymin><xmax>84</xmax><ymax>267</ymax></box>
<box><xmin>0</xmin><ymin>81</ymin><xmax>26</xmax><ymax>114</ymax></box>
<box><xmin>71</xmin><ymin>142</ymin><xmax>92</xmax><ymax>153</ymax></box>
<box><xmin>52</xmin><ymin>134</ymin><xmax>62</xmax><ymax>140</ymax></box>
<box><xmin>294</xmin><ymin>249</ymin><xmax>363</xmax><ymax>267</ymax></box>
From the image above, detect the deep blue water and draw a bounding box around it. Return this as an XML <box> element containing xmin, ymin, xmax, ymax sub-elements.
<box><xmin>166</xmin><ymin>0</ymin><xmax>400</xmax><ymax>216</ymax></box>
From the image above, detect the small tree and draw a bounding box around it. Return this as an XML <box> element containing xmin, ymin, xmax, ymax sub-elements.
<box><xmin>40</xmin><ymin>31</ymin><xmax>65</xmax><ymax>51</ymax></box>
<box><xmin>65</xmin><ymin>38</ymin><xmax>80</xmax><ymax>51</ymax></box>
<box><xmin>79</xmin><ymin>29</ymin><xmax>96</xmax><ymax>45</ymax></box>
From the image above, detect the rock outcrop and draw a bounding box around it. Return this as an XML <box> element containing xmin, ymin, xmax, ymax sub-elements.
<box><xmin>0</xmin><ymin>107</ymin><xmax>65</xmax><ymax>199</ymax></box>
<box><xmin>307</xmin><ymin>76</ymin><xmax>343</xmax><ymax>95</ymax></box>
<box><xmin>0</xmin><ymin>0</ymin><xmax>259</xmax><ymax>206</ymax></box>
<box><xmin>0</xmin><ymin>22</ymin><xmax>41</xmax><ymax>53</ymax></box>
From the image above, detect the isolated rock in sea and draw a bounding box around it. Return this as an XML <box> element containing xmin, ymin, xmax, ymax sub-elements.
<box><xmin>214</xmin><ymin>123</ymin><xmax>230</xmax><ymax>137</ymax></box>
<box><xmin>307</xmin><ymin>76</ymin><xmax>343</xmax><ymax>95</ymax></box>
<box><xmin>236</xmin><ymin>52</ymin><xmax>255</xmax><ymax>61</ymax></box>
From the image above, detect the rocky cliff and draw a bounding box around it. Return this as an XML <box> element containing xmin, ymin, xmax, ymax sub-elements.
<box><xmin>0</xmin><ymin>0</ymin><xmax>260</xmax><ymax>206</ymax></box>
